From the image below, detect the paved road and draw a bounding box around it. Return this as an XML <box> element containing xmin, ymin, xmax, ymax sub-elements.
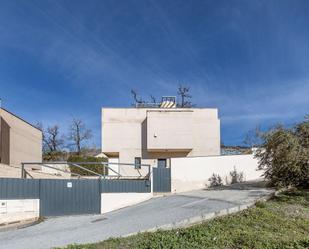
<box><xmin>0</xmin><ymin>182</ymin><xmax>273</xmax><ymax>249</ymax></box>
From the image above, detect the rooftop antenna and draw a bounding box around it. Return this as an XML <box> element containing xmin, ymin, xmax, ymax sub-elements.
<box><xmin>0</xmin><ymin>98</ymin><xmax>2</xmax><ymax>109</ymax></box>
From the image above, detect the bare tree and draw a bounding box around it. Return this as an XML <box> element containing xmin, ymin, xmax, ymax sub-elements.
<box><xmin>177</xmin><ymin>84</ymin><xmax>193</xmax><ymax>107</ymax></box>
<box><xmin>131</xmin><ymin>90</ymin><xmax>144</xmax><ymax>106</ymax></box>
<box><xmin>243</xmin><ymin>125</ymin><xmax>263</xmax><ymax>148</ymax></box>
<box><xmin>68</xmin><ymin>118</ymin><xmax>92</xmax><ymax>154</ymax></box>
<box><xmin>150</xmin><ymin>95</ymin><xmax>156</xmax><ymax>103</ymax></box>
<box><xmin>47</xmin><ymin>126</ymin><xmax>64</xmax><ymax>151</ymax></box>
<box><xmin>36</xmin><ymin>122</ymin><xmax>64</xmax><ymax>152</ymax></box>
<box><xmin>36</xmin><ymin>122</ymin><xmax>47</xmax><ymax>152</ymax></box>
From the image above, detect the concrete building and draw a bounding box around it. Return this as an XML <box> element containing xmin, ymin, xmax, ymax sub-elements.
<box><xmin>101</xmin><ymin>98</ymin><xmax>220</xmax><ymax>173</ymax></box>
<box><xmin>0</xmin><ymin>108</ymin><xmax>42</xmax><ymax>167</ymax></box>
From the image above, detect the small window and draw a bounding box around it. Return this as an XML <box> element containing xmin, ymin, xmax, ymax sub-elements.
<box><xmin>158</xmin><ymin>159</ymin><xmax>167</xmax><ymax>168</ymax></box>
<box><xmin>134</xmin><ymin>157</ymin><xmax>141</xmax><ymax>169</ymax></box>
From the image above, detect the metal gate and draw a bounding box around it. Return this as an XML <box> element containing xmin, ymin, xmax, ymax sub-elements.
<box><xmin>40</xmin><ymin>179</ymin><xmax>101</xmax><ymax>217</ymax></box>
<box><xmin>153</xmin><ymin>167</ymin><xmax>171</xmax><ymax>192</ymax></box>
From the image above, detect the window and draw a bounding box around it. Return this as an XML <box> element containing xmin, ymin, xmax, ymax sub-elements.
<box><xmin>134</xmin><ymin>157</ymin><xmax>141</xmax><ymax>169</ymax></box>
<box><xmin>157</xmin><ymin>159</ymin><xmax>167</xmax><ymax>168</ymax></box>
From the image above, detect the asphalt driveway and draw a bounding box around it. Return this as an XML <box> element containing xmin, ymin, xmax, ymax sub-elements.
<box><xmin>0</xmin><ymin>181</ymin><xmax>273</xmax><ymax>249</ymax></box>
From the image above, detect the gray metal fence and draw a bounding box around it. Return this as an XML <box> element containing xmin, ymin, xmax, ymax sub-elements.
<box><xmin>1</xmin><ymin>160</ymin><xmax>152</xmax><ymax>217</ymax></box>
<box><xmin>0</xmin><ymin>177</ymin><xmax>151</xmax><ymax>217</ymax></box>
<box><xmin>0</xmin><ymin>178</ymin><xmax>40</xmax><ymax>199</ymax></box>
<box><xmin>40</xmin><ymin>179</ymin><xmax>101</xmax><ymax>216</ymax></box>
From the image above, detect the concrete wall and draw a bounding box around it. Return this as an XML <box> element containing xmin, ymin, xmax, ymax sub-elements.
<box><xmin>42</xmin><ymin>164</ymin><xmax>71</xmax><ymax>177</ymax></box>
<box><xmin>147</xmin><ymin>110</ymin><xmax>193</xmax><ymax>151</ymax></box>
<box><xmin>102</xmin><ymin>108</ymin><xmax>220</xmax><ymax>167</ymax></box>
<box><xmin>100</xmin><ymin>167</ymin><xmax>154</xmax><ymax>213</ymax></box>
<box><xmin>0</xmin><ymin>108</ymin><xmax>42</xmax><ymax>167</ymax></box>
<box><xmin>101</xmin><ymin>193</ymin><xmax>152</xmax><ymax>213</ymax></box>
<box><xmin>0</xmin><ymin>199</ymin><xmax>39</xmax><ymax>224</ymax></box>
<box><xmin>108</xmin><ymin>157</ymin><xmax>119</xmax><ymax>176</ymax></box>
<box><xmin>118</xmin><ymin>164</ymin><xmax>150</xmax><ymax>178</ymax></box>
<box><xmin>171</xmin><ymin>154</ymin><xmax>263</xmax><ymax>193</ymax></box>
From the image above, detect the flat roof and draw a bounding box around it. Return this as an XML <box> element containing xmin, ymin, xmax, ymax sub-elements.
<box><xmin>101</xmin><ymin>107</ymin><xmax>218</xmax><ymax>110</ymax></box>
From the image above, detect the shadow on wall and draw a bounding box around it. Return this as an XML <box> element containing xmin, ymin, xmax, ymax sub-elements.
<box><xmin>171</xmin><ymin>154</ymin><xmax>263</xmax><ymax>193</ymax></box>
<box><xmin>0</xmin><ymin>117</ymin><xmax>10</xmax><ymax>165</ymax></box>
<box><xmin>141</xmin><ymin>118</ymin><xmax>190</xmax><ymax>161</ymax></box>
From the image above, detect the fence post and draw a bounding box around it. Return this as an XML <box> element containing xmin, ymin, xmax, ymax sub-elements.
<box><xmin>39</xmin><ymin>179</ymin><xmax>42</xmax><ymax>217</ymax></box>
<box><xmin>21</xmin><ymin>163</ymin><xmax>25</xmax><ymax>179</ymax></box>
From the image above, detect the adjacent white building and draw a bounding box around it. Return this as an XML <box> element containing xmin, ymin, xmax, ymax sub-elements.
<box><xmin>0</xmin><ymin>108</ymin><xmax>42</xmax><ymax>167</ymax></box>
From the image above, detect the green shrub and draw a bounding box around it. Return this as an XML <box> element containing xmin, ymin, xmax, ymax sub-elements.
<box><xmin>255</xmin><ymin>200</ymin><xmax>266</xmax><ymax>208</ymax></box>
<box><xmin>43</xmin><ymin>151</ymin><xmax>69</xmax><ymax>161</ymax></box>
<box><xmin>68</xmin><ymin>155</ymin><xmax>108</xmax><ymax>176</ymax></box>
<box><xmin>256</xmin><ymin>116</ymin><xmax>309</xmax><ymax>188</ymax></box>
<box><xmin>229</xmin><ymin>166</ymin><xmax>244</xmax><ymax>184</ymax></box>
<box><xmin>208</xmin><ymin>173</ymin><xmax>223</xmax><ymax>187</ymax></box>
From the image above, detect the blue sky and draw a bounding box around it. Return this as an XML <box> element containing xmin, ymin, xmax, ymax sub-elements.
<box><xmin>0</xmin><ymin>0</ymin><xmax>308</xmax><ymax>147</ymax></box>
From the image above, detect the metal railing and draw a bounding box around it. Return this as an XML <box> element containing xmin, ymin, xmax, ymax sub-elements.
<box><xmin>135</xmin><ymin>96</ymin><xmax>177</xmax><ymax>108</ymax></box>
<box><xmin>21</xmin><ymin>161</ymin><xmax>151</xmax><ymax>180</ymax></box>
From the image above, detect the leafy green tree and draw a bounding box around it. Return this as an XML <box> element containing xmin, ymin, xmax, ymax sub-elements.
<box><xmin>256</xmin><ymin>116</ymin><xmax>309</xmax><ymax>188</ymax></box>
<box><xmin>295</xmin><ymin>115</ymin><xmax>309</xmax><ymax>149</ymax></box>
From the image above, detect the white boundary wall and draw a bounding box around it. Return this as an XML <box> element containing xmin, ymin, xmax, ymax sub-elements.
<box><xmin>171</xmin><ymin>154</ymin><xmax>263</xmax><ymax>193</ymax></box>
<box><xmin>101</xmin><ymin>193</ymin><xmax>153</xmax><ymax>213</ymax></box>
<box><xmin>108</xmin><ymin>158</ymin><xmax>119</xmax><ymax>176</ymax></box>
<box><xmin>101</xmin><ymin>170</ymin><xmax>154</xmax><ymax>214</ymax></box>
<box><xmin>0</xmin><ymin>199</ymin><xmax>39</xmax><ymax>224</ymax></box>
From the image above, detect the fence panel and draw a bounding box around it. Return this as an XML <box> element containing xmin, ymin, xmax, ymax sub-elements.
<box><xmin>0</xmin><ymin>178</ymin><xmax>40</xmax><ymax>199</ymax></box>
<box><xmin>153</xmin><ymin>168</ymin><xmax>171</xmax><ymax>192</ymax></box>
<box><xmin>40</xmin><ymin>179</ymin><xmax>101</xmax><ymax>216</ymax></box>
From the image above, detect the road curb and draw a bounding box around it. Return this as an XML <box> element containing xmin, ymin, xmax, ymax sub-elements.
<box><xmin>0</xmin><ymin>218</ymin><xmax>41</xmax><ymax>232</ymax></box>
<box><xmin>148</xmin><ymin>202</ymin><xmax>253</xmax><ymax>232</ymax></box>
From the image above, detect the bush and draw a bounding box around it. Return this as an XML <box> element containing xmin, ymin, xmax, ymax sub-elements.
<box><xmin>255</xmin><ymin>116</ymin><xmax>309</xmax><ymax>188</ymax></box>
<box><xmin>208</xmin><ymin>173</ymin><xmax>223</xmax><ymax>187</ymax></box>
<box><xmin>68</xmin><ymin>155</ymin><xmax>108</xmax><ymax>176</ymax></box>
<box><xmin>43</xmin><ymin>151</ymin><xmax>69</xmax><ymax>161</ymax></box>
<box><xmin>255</xmin><ymin>200</ymin><xmax>266</xmax><ymax>208</ymax></box>
<box><xmin>229</xmin><ymin>167</ymin><xmax>244</xmax><ymax>184</ymax></box>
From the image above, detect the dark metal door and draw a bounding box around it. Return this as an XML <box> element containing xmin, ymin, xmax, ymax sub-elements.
<box><xmin>153</xmin><ymin>167</ymin><xmax>171</xmax><ymax>192</ymax></box>
<box><xmin>40</xmin><ymin>179</ymin><xmax>100</xmax><ymax>217</ymax></box>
